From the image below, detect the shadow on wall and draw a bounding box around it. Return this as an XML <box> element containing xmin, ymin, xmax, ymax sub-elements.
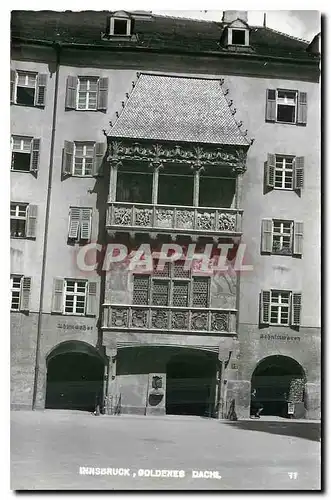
<box><xmin>223</xmin><ymin>420</ymin><xmax>321</xmax><ymax>442</ymax></box>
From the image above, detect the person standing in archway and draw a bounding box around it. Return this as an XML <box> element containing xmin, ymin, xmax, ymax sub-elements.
<box><xmin>250</xmin><ymin>388</ymin><xmax>263</xmax><ymax>418</ymax></box>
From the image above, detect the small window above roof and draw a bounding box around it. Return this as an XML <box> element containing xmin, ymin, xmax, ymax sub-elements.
<box><xmin>225</xmin><ymin>19</ymin><xmax>250</xmax><ymax>47</ymax></box>
<box><xmin>109</xmin><ymin>12</ymin><xmax>131</xmax><ymax>36</ymax></box>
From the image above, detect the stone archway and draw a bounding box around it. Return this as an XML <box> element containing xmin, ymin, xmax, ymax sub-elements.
<box><xmin>251</xmin><ymin>355</ymin><xmax>306</xmax><ymax>417</ymax></box>
<box><xmin>166</xmin><ymin>350</ymin><xmax>217</xmax><ymax>417</ymax></box>
<box><xmin>45</xmin><ymin>341</ymin><xmax>105</xmax><ymax>412</ymax></box>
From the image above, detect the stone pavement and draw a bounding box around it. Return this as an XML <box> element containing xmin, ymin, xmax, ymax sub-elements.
<box><xmin>11</xmin><ymin>410</ymin><xmax>321</xmax><ymax>491</ymax></box>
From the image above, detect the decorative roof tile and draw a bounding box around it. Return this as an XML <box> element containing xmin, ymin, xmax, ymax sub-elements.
<box><xmin>110</xmin><ymin>73</ymin><xmax>250</xmax><ymax>146</ymax></box>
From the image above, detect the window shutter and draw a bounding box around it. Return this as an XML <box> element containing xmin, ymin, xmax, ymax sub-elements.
<box><xmin>260</xmin><ymin>290</ymin><xmax>271</xmax><ymax>325</ymax></box>
<box><xmin>65</xmin><ymin>76</ymin><xmax>78</xmax><ymax>109</ymax></box>
<box><xmin>52</xmin><ymin>278</ymin><xmax>64</xmax><ymax>313</ymax></box>
<box><xmin>93</xmin><ymin>142</ymin><xmax>106</xmax><ymax>176</ymax></box>
<box><xmin>86</xmin><ymin>282</ymin><xmax>97</xmax><ymax>316</ymax></box>
<box><xmin>10</xmin><ymin>69</ymin><xmax>16</xmax><ymax>103</ymax></box>
<box><xmin>20</xmin><ymin>277</ymin><xmax>31</xmax><ymax>311</ymax></box>
<box><xmin>266</xmin><ymin>153</ymin><xmax>276</xmax><ymax>188</ymax></box>
<box><xmin>291</xmin><ymin>292</ymin><xmax>302</xmax><ymax>326</ymax></box>
<box><xmin>261</xmin><ymin>219</ymin><xmax>273</xmax><ymax>253</ymax></box>
<box><xmin>62</xmin><ymin>141</ymin><xmax>74</xmax><ymax>176</ymax></box>
<box><xmin>265</xmin><ymin>89</ymin><xmax>276</xmax><ymax>122</ymax></box>
<box><xmin>35</xmin><ymin>73</ymin><xmax>47</xmax><ymax>106</ymax></box>
<box><xmin>293</xmin><ymin>221</ymin><xmax>304</xmax><ymax>256</ymax></box>
<box><xmin>30</xmin><ymin>138</ymin><xmax>41</xmax><ymax>173</ymax></box>
<box><xmin>97</xmin><ymin>77</ymin><xmax>109</xmax><ymax>111</ymax></box>
<box><xmin>294</xmin><ymin>156</ymin><xmax>304</xmax><ymax>190</ymax></box>
<box><xmin>297</xmin><ymin>92</ymin><xmax>307</xmax><ymax>125</ymax></box>
<box><xmin>26</xmin><ymin>205</ymin><xmax>38</xmax><ymax>238</ymax></box>
<box><xmin>68</xmin><ymin>207</ymin><xmax>81</xmax><ymax>240</ymax></box>
<box><xmin>80</xmin><ymin>208</ymin><xmax>92</xmax><ymax>241</ymax></box>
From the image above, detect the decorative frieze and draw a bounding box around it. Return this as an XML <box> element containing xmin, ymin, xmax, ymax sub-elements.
<box><xmin>103</xmin><ymin>305</ymin><xmax>236</xmax><ymax>334</ymax></box>
<box><xmin>108</xmin><ymin>140</ymin><xmax>248</xmax><ymax>172</ymax></box>
<box><xmin>107</xmin><ymin>202</ymin><xmax>242</xmax><ymax>235</ymax></box>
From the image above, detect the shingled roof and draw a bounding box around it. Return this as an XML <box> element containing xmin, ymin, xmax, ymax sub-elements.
<box><xmin>109</xmin><ymin>73</ymin><xmax>251</xmax><ymax>146</ymax></box>
<box><xmin>11</xmin><ymin>10</ymin><xmax>318</xmax><ymax>61</ymax></box>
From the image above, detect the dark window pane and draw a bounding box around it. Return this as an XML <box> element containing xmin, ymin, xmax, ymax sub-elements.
<box><xmin>116</xmin><ymin>172</ymin><xmax>152</xmax><ymax>203</ymax></box>
<box><xmin>232</xmin><ymin>29</ymin><xmax>246</xmax><ymax>45</ymax></box>
<box><xmin>158</xmin><ymin>174</ymin><xmax>193</xmax><ymax>206</ymax></box>
<box><xmin>12</xmin><ymin>152</ymin><xmax>31</xmax><ymax>172</ymax></box>
<box><xmin>16</xmin><ymin>86</ymin><xmax>35</xmax><ymax>106</ymax></box>
<box><xmin>10</xmin><ymin>219</ymin><xmax>26</xmax><ymax>237</ymax></box>
<box><xmin>277</xmin><ymin>105</ymin><xmax>295</xmax><ymax>123</ymax></box>
<box><xmin>114</xmin><ymin>19</ymin><xmax>128</xmax><ymax>35</ymax></box>
<box><xmin>199</xmin><ymin>177</ymin><xmax>235</xmax><ymax>208</ymax></box>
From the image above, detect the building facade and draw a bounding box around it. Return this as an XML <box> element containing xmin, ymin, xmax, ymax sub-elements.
<box><xmin>10</xmin><ymin>10</ymin><xmax>321</xmax><ymax>419</ymax></box>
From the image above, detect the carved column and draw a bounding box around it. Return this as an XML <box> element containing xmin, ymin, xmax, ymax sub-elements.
<box><xmin>235</xmin><ymin>167</ymin><xmax>245</xmax><ymax>233</ymax></box>
<box><xmin>151</xmin><ymin>162</ymin><xmax>163</xmax><ymax>205</ymax></box>
<box><xmin>192</xmin><ymin>165</ymin><xmax>204</xmax><ymax>207</ymax></box>
<box><xmin>108</xmin><ymin>161</ymin><xmax>121</xmax><ymax>203</ymax></box>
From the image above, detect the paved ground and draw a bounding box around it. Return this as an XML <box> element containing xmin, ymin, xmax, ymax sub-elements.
<box><xmin>11</xmin><ymin>410</ymin><xmax>321</xmax><ymax>491</ymax></box>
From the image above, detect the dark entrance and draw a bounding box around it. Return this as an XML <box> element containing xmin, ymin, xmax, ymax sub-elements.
<box><xmin>45</xmin><ymin>341</ymin><xmax>104</xmax><ymax>412</ymax></box>
<box><xmin>166</xmin><ymin>350</ymin><xmax>216</xmax><ymax>417</ymax></box>
<box><xmin>251</xmin><ymin>355</ymin><xmax>306</xmax><ymax>417</ymax></box>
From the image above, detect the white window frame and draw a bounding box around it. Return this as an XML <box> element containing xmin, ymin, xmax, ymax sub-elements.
<box><xmin>272</xmin><ymin>220</ymin><xmax>293</xmax><ymax>254</ymax></box>
<box><xmin>73</xmin><ymin>142</ymin><xmax>95</xmax><ymax>176</ymax></box>
<box><xmin>10</xmin><ymin>203</ymin><xmax>28</xmax><ymax>237</ymax></box>
<box><xmin>275</xmin><ymin>155</ymin><xmax>294</xmax><ymax>190</ymax></box>
<box><xmin>228</xmin><ymin>27</ymin><xmax>249</xmax><ymax>46</ymax></box>
<box><xmin>64</xmin><ymin>279</ymin><xmax>87</xmax><ymax>315</ymax></box>
<box><xmin>76</xmin><ymin>77</ymin><xmax>98</xmax><ymax>111</ymax></box>
<box><xmin>110</xmin><ymin>17</ymin><xmax>131</xmax><ymax>36</ymax></box>
<box><xmin>14</xmin><ymin>71</ymin><xmax>37</xmax><ymax>105</ymax></box>
<box><xmin>276</xmin><ymin>89</ymin><xmax>298</xmax><ymax>124</ymax></box>
<box><xmin>10</xmin><ymin>275</ymin><xmax>22</xmax><ymax>310</ymax></box>
<box><xmin>270</xmin><ymin>291</ymin><xmax>291</xmax><ymax>326</ymax></box>
<box><xmin>11</xmin><ymin>136</ymin><xmax>32</xmax><ymax>172</ymax></box>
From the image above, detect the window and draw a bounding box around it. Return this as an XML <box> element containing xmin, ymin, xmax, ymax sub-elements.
<box><xmin>65</xmin><ymin>280</ymin><xmax>87</xmax><ymax>315</ymax></box>
<box><xmin>109</xmin><ymin>17</ymin><xmax>131</xmax><ymax>36</ymax></box>
<box><xmin>266</xmin><ymin>89</ymin><xmax>307</xmax><ymax>125</ymax></box>
<box><xmin>68</xmin><ymin>207</ymin><xmax>92</xmax><ymax>243</ymax></box>
<box><xmin>265</xmin><ymin>154</ymin><xmax>304</xmax><ymax>192</ymax></box>
<box><xmin>10</xmin><ymin>203</ymin><xmax>38</xmax><ymax>238</ymax></box>
<box><xmin>77</xmin><ymin>77</ymin><xmax>98</xmax><ymax>110</ymax></box>
<box><xmin>231</xmin><ymin>29</ymin><xmax>246</xmax><ymax>45</ymax></box>
<box><xmin>10</xmin><ymin>275</ymin><xmax>31</xmax><ymax>311</ymax></box>
<box><xmin>62</xmin><ymin>141</ymin><xmax>105</xmax><ymax>177</ymax></box>
<box><xmin>260</xmin><ymin>290</ymin><xmax>302</xmax><ymax>327</ymax></box>
<box><xmin>73</xmin><ymin>143</ymin><xmax>95</xmax><ymax>176</ymax></box>
<box><xmin>132</xmin><ymin>261</ymin><xmax>210</xmax><ymax>307</ymax></box>
<box><xmin>65</xmin><ymin>76</ymin><xmax>109</xmax><ymax>111</ymax></box>
<box><xmin>261</xmin><ymin>219</ymin><xmax>303</xmax><ymax>256</ymax></box>
<box><xmin>11</xmin><ymin>136</ymin><xmax>40</xmax><ymax>173</ymax></box>
<box><xmin>11</xmin><ymin>70</ymin><xmax>47</xmax><ymax>107</ymax></box>
<box><xmin>51</xmin><ymin>278</ymin><xmax>97</xmax><ymax>316</ymax></box>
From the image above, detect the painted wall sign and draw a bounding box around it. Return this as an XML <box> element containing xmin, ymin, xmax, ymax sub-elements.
<box><xmin>260</xmin><ymin>334</ymin><xmax>300</xmax><ymax>342</ymax></box>
<box><xmin>57</xmin><ymin>323</ymin><xmax>94</xmax><ymax>331</ymax></box>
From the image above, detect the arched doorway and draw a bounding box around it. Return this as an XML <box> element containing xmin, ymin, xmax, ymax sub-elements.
<box><xmin>251</xmin><ymin>355</ymin><xmax>306</xmax><ymax>417</ymax></box>
<box><xmin>45</xmin><ymin>341</ymin><xmax>105</xmax><ymax>412</ymax></box>
<box><xmin>166</xmin><ymin>350</ymin><xmax>216</xmax><ymax>417</ymax></box>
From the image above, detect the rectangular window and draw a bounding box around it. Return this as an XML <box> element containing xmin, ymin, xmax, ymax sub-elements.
<box><xmin>272</xmin><ymin>220</ymin><xmax>293</xmax><ymax>255</ymax></box>
<box><xmin>11</xmin><ymin>136</ymin><xmax>32</xmax><ymax>172</ymax></box>
<box><xmin>270</xmin><ymin>291</ymin><xmax>291</xmax><ymax>325</ymax></box>
<box><xmin>132</xmin><ymin>261</ymin><xmax>210</xmax><ymax>308</ymax></box>
<box><xmin>68</xmin><ymin>207</ymin><xmax>92</xmax><ymax>242</ymax></box>
<box><xmin>275</xmin><ymin>155</ymin><xmax>294</xmax><ymax>189</ymax></box>
<box><xmin>11</xmin><ymin>275</ymin><xmax>22</xmax><ymax>310</ymax></box>
<box><xmin>231</xmin><ymin>29</ymin><xmax>246</xmax><ymax>45</ymax></box>
<box><xmin>10</xmin><ymin>203</ymin><xmax>27</xmax><ymax>237</ymax></box>
<box><xmin>276</xmin><ymin>90</ymin><xmax>297</xmax><ymax>123</ymax></box>
<box><xmin>64</xmin><ymin>280</ymin><xmax>87</xmax><ymax>315</ymax></box>
<box><xmin>77</xmin><ymin>77</ymin><xmax>98</xmax><ymax>111</ymax></box>
<box><xmin>73</xmin><ymin>143</ymin><xmax>95</xmax><ymax>176</ymax></box>
<box><xmin>16</xmin><ymin>71</ymin><xmax>37</xmax><ymax>106</ymax></box>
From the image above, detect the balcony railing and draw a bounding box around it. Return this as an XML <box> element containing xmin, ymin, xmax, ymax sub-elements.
<box><xmin>106</xmin><ymin>202</ymin><xmax>243</xmax><ymax>235</ymax></box>
<box><xmin>102</xmin><ymin>304</ymin><xmax>237</xmax><ymax>334</ymax></box>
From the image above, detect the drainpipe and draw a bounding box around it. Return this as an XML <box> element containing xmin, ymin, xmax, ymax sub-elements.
<box><xmin>32</xmin><ymin>42</ymin><xmax>61</xmax><ymax>409</ymax></box>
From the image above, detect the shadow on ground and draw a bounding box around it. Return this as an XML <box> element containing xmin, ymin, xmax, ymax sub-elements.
<box><xmin>223</xmin><ymin>420</ymin><xmax>321</xmax><ymax>442</ymax></box>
